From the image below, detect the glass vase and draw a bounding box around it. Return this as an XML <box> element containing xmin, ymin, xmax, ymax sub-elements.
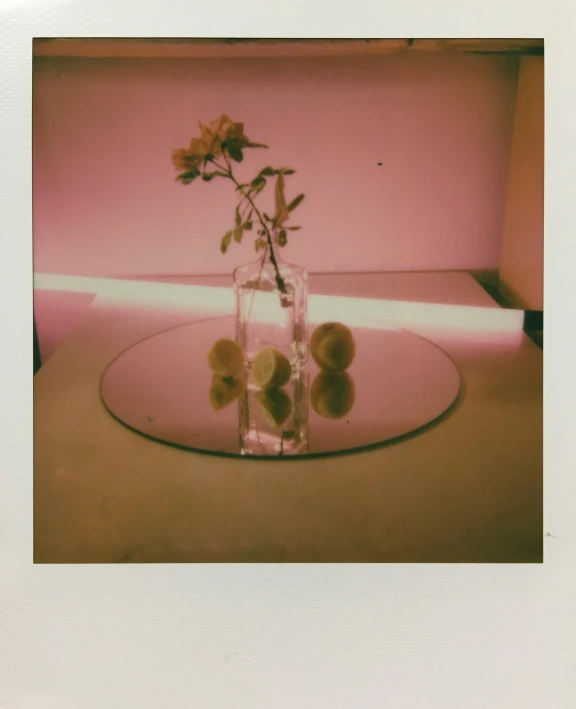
<box><xmin>238</xmin><ymin>369</ymin><xmax>310</xmax><ymax>456</ymax></box>
<box><xmin>233</xmin><ymin>234</ymin><xmax>308</xmax><ymax>370</ymax></box>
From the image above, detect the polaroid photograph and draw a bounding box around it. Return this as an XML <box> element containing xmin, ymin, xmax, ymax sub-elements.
<box><xmin>1</xmin><ymin>0</ymin><xmax>575</xmax><ymax>707</ymax></box>
<box><xmin>33</xmin><ymin>36</ymin><xmax>544</xmax><ymax>564</ymax></box>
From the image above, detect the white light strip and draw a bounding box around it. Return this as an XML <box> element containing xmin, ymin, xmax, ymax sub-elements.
<box><xmin>34</xmin><ymin>273</ymin><xmax>235</xmax><ymax>312</ymax></box>
<box><xmin>33</xmin><ymin>273</ymin><xmax>525</xmax><ymax>333</ymax></box>
<box><xmin>309</xmin><ymin>294</ymin><xmax>524</xmax><ymax>332</ymax></box>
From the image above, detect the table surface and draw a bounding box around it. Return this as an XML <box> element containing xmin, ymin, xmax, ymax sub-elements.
<box><xmin>33</xmin><ymin>272</ymin><xmax>543</xmax><ymax>563</ymax></box>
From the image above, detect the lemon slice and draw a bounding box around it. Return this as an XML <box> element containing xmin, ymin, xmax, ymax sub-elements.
<box><xmin>252</xmin><ymin>347</ymin><xmax>292</xmax><ymax>389</ymax></box>
<box><xmin>255</xmin><ymin>388</ymin><xmax>293</xmax><ymax>428</ymax></box>
<box><xmin>311</xmin><ymin>371</ymin><xmax>356</xmax><ymax>419</ymax></box>
<box><xmin>209</xmin><ymin>374</ymin><xmax>245</xmax><ymax>411</ymax></box>
<box><xmin>310</xmin><ymin>322</ymin><xmax>356</xmax><ymax>372</ymax></box>
<box><xmin>208</xmin><ymin>339</ymin><xmax>245</xmax><ymax>378</ymax></box>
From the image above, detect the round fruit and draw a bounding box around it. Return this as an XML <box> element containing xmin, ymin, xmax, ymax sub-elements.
<box><xmin>207</xmin><ymin>339</ymin><xmax>245</xmax><ymax>378</ymax></box>
<box><xmin>252</xmin><ymin>347</ymin><xmax>292</xmax><ymax>389</ymax></box>
<box><xmin>209</xmin><ymin>374</ymin><xmax>245</xmax><ymax>411</ymax></box>
<box><xmin>310</xmin><ymin>322</ymin><xmax>356</xmax><ymax>372</ymax></box>
<box><xmin>255</xmin><ymin>388</ymin><xmax>293</xmax><ymax>428</ymax></box>
<box><xmin>310</xmin><ymin>371</ymin><xmax>356</xmax><ymax>419</ymax></box>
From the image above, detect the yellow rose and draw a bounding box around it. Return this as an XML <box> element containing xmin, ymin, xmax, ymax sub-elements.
<box><xmin>188</xmin><ymin>137</ymin><xmax>208</xmax><ymax>155</ymax></box>
<box><xmin>198</xmin><ymin>122</ymin><xmax>222</xmax><ymax>156</ymax></box>
<box><xmin>215</xmin><ymin>114</ymin><xmax>247</xmax><ymax>141</ymax></box>
<box><xmin>199</xmin><ymin>114</ymin><xmax>251</xmax><ymax>158</ymax></box>
<box><xmin>172</xmin><ymin>115</ymin><xmax>268</xmax><ymax>178</ymax></box>
<box><xmin>171</xmin><ymin>147</ymin><xmax>203</xmax><ymax>172</ymax></box>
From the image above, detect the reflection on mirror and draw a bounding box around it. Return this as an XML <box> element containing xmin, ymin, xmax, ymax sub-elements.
<box><xmin>101</xmin><ymin>316</ymin><xmax>461</xmax><ymax>458</ymax></box>
<box><xmin>310</xmin><ymin>371</ymin><xmax>356</xmax><ymax>419</ymax></box>
<box><xmin>209</xmin><ymin>373</ymin><xmax>246</xmax><ymax>411</ymax></box>
<box><xmin>239</xmin><ymin>371</ymin><xmax>309</xmax><ymax>457</ymax></box>
<box><xmin>207</xmin><ymin>331</ymin><xmax>359</xmax><ymax>455</ymax></box>
<box><xmin>254</xmin><ymin>387</ymin><xmax>293</xmax><ymax>427</ymax></box>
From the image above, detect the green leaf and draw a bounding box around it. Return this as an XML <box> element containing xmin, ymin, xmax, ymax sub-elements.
<box><xmin>288</xmin><ymin>193</ymin><xmax>305</xmax><ymax>212</ymax></box>
<box><xmin>223</xmin><ymin>140</ymin><xmax>244</xmax><ymax>163</ymax></box>
<box><xmin>233</xmin><ymin>227</ymin><xmax>243</xmax><ymax>244</ymax></box>
<box><xmin>235</xmin><ymin>205</ymin><xmax>242</xmax><ymax>226</ymax></box>
<box><xmin>243</xmin><ymin>220</ymin><xmax>253</xmax><ymax>231</ymax></box>
<box><xmin>259</xmin><ymin>166</ymin><xmax>277</xmax><ymax>176</ymax></box>
<box><xmin>273</xmin><ymin>173</ymin><xmax>290</xmax><ymax>227</ymax></box>
<box><xmin>232</xmin><ymin>138</ymin><xmax>269</xmax><ymax>149</ymax></box>
<box><xmin>176</xmin><ymin>167</ymin><xmax>201</xmax><ymax>184</ymax></box>
<box><xmin>286</xmin><ymin>225</ymin><xmax>301</xmax><ymax>231</ymax></box>
<box><xmin>251</xmin><ymin>180</ymin><xmax>266</xmax><ymax>194</ymax></box>
<box><xmin>220</xmin><ymin>231</ymin><xmax>233</xmax><ymax>254</ymax></box>
<box><xmin>202</xmin><ymin>171</ymin><xmax>223</xmax><ymax>182</ymax></box>
<box><xmin>251</xmin><ymin>175</ymin><xmax>266</xmax><ymax>188</ymax></box>
<box><xmin>229</xmin><ymin>137</ymin><xmax>266</xmax><ymax>150</ymax></box>
<box><xmin>279</xmin><ymin>168</ymin><xmax>296</xmax><ymax>175</ymax></box>
<box><xmin>278</xmin><ymin>229</ymin><xmax>288</xmax><ymax>247</ymax></box>
<box><xmin>254</xmin><ymin>238</ymin><xmax>267</xmax><ymax>252</ymax></box>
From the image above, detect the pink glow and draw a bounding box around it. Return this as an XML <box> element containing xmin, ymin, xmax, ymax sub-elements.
<box><xmin>33</xmin><ymin>289</ymin><xmax>96</xmax><ymax>362</ymax></box>
<box><xmin>33</xmin><ymin>53</ymin><xmax>519</xmax><ymax>279</ymax></box>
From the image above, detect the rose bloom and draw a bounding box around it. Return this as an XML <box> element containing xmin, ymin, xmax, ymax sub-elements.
<box><xmin>200</xmin><ymin>114</ymin><xmax>248</xmax><ymax>156</ymax></box>
<box><xmin>171</xmin><ymin>147</ymin><xmax>204</xmax><ymax>172</ymax></box>
<box><xmin>172</xmin><ymin>114</ymin><xmax>250</xmax><ymax>172</ymax></box>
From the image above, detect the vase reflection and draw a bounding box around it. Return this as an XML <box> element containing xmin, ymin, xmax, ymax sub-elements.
<box><xmin>239</xmin><ymin>371</ymin><xmax>309</xmax><ymax>457</ymax></box>
<box><xmin>208</xmin><ymin>367</ymin><xmax>357</xmax><ymax>456</ymax></box>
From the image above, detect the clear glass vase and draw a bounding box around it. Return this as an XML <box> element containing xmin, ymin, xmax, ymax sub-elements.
<box><xmin>238</xmin><ymin>369</ymin><xmax>309</xmax><ymax>456</ymax></box>
<box><xmin>233</xmin><ymin>233</ymin><xmax>308</xmax><ymax>370</ymax></box>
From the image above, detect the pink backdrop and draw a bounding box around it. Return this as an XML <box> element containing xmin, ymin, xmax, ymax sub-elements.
<box><xmin>33</xmin><ymin>52</ymin><xmax>519</xmax><ymax>278</ymax></box>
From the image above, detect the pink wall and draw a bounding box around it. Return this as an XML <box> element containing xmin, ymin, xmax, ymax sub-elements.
<box><xmin>33</xmin><ymin>53</ymin><xmax>519</xmax><ymax>279</ymax></box>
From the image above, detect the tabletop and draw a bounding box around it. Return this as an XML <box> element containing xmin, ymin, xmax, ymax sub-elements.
<box><xmin>33</xmin><ymin>272</ymin><xmax>543</xmax><ymax>563</ymax></box>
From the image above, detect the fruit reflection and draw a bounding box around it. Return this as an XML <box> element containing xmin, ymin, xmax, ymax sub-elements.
<box><xmin>254</xmin><ymin>387</ymin><xmax>293</xmax><ymax>428</ymax></box>
<box><xmin>209</xmin><ymin>373</ymin><xmax>246</xmax><ymax>411</ymax></box>
<box><xmin>239</xmin><ymin>372</ymin><xmax>309</xmax><ymax>456</ymax></box>
<box><xmin>310</xmin><ymin>370</ymin><xmax>356</xmax><ymax>419</ymax></box>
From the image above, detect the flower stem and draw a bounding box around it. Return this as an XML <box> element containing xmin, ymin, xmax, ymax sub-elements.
<box><xmin>215</xmin><ymin>157</ymin><xmax>288</xmax><ymax>294</ymax></box>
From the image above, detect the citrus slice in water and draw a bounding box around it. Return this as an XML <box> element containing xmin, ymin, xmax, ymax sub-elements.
<box><xmin>252</xmin><ymin>347</ymin><xmax>292</xmax><ymax>389</ymax></box>
<box><xmin>310</xmin><ymin>322</ymin><xmax>356</xmax><ymax>372</ymax></box>
<box><xmin>207</xmin><ymin>339</ymin><xmax>245</xmax><ymax>378</ymax></box>
<box><xmin>255</xmin><ymin>388</ymin><xmax>293</xmax><ymax>428</ymax></box>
